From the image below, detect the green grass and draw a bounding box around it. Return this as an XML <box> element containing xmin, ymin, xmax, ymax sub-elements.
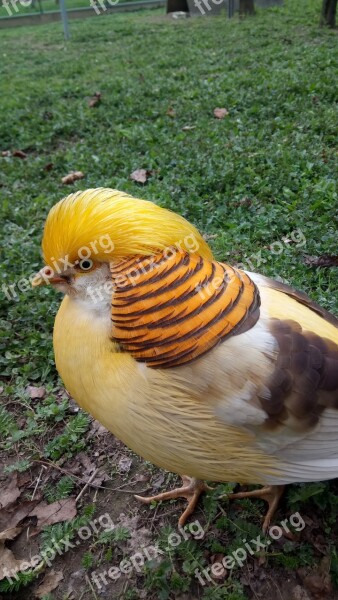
<box><xmin>0</xmin><ymin>0</ymin><xmax>142</xmax><ymax>21</ymax></box>
<box><xmin>0</xmin><ymin>1</ymin><xmax>338</xmax><ymax>598</ymax></box>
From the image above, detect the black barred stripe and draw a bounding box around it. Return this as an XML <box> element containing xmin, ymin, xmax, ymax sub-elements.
<box><xmin>111</xmin><ymin>271</ymin><xmax>227</xmax><ymax>333</ymax></box>
<box><xmin>112</xmin><ymin>257</ymin><xmax>207</xmax><ymax>310</ymax></box>
<box><xmin>111</xmin><ymin>250</ymin><xmax>260</xmax><ymax>367</ymax></box>
<box><xmin>112</xmin><ymin>252</ymin><xmax>191</xmax><ymax>294</ymax></box>
<box><xmin>120</xmin><ymin>302</ymin><xmax>235</xmax><ymax>351</ymax></box>
<box><xmin>147</xmin><ymin>277</ymin><xmax>243</xmax><ymax>330</ymax></box>
<box><xmin>112</xmin><ymin>253</ymin><xmax>203</xmax><ymax>306</ymax></box>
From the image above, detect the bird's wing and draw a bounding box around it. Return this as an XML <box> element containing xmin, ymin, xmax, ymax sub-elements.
<box><xmin>248</xmin><ymin>271</ymin><xmax>338</xmax><ymax>331</ymax></box>
<box><xmin>211</xmin><ymin>271</ymin><xmax>338</xmax><ymax>484</ymax></box>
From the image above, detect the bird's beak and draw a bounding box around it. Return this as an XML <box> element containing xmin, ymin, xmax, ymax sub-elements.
<box><xmin>31</xmin><ymin>266</ymin><xmax>67</xmax><ymax>288</ymax></box>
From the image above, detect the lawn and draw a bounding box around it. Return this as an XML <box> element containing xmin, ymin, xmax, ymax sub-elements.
<box><xmin>0</xmin><ymin>2</ymin><xmax>338</xmax><ymax>599</ymax></box>
<box><xmin>0</xmin><ymin>0</ymin><xmax>140</xmax><ymax>21</ymax></box>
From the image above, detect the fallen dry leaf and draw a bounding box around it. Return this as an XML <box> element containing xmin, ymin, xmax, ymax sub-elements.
<box><xmin>0</xmin><ymin>498</ymin><xmax>77</xmax><ymax>537</ymax></box>
<box><xmin>61</xmin><ymin>171</ymin><xmax>85</xmax><ymax>185</ymax></box>
<box><xmin>35</xmin><ymin>569</ymin><xmax>64</xmax><ymax>598</ymax></box>
<box><xmin>78</xmin><ymin>452</ymin><xmax>95</xmax><ymax>473</ymax></box>
<box><xmin>182</xmin><ymin>125</ymin><xmax>196</xmax><ymax>131</ymax></box>
<box><xmin>0</xmin><ymin>499</ymin><xmax>41</xmax><ymax>534</ymax></box>
<box><xmin>166</xmin><ymin>106</ymin><xmax>176</xmax><ymax>117</ymax></box>
<box><xmin>130</xmin><ymin>169</ymin><xmax>150</xmax><ymax>184</ymax></box>
<box><xmin>67</xmin><ymin>568</ymin><xmax>86</xmax><ymax>597</ymax></box>
<box><xmin>298</xmin><ymin>558</ymin><xmax>332</xmax><ymax>600</ymax></box>
<box><xmin>0</xmin><ymin>540</ymin><xmax>23</xmax><ymax>581</ymax></box>
<box><xmin>32</xmin><ymin>498</ymin><xmax>77</xmax><ymax>532</ymax></box>
<box><xmin>43</xmin><ymin>162</ymin><xmax>54</xmax><ymax>172</ymax></box>
<box><xmin>0</xmin><ymin>474</ymin><xmax>21</xmax><ymax>509</ymax></box>
<box><xmin>26</xmin><ymin>386</ymin><xmax>46</xmax><ymax>400</ymax></box>
<box><xmin>292</xmin><ymin>586</ymin><xmax>311</xmax><ymax>600</ymax></box>
<box><xmin>151</xmin><ymin>473</ymin><xmax>165</xmax><ymax>490</ymax></box>
<box><xmin>12</xmin><ymin>150</ymin><xmax>27</xmax><ymax>159</ymax></box>
<box><xmin>117</xmin><ymin>456</ymin><xmax>132</xmax><ymax>474</ymax></box>
<box><xmin>90</xmin><ymin>420</ymin><xmax>108</xmax><ymax>436</ymax></box>
<box><xmin>203</xmin><ymin>233</ymin><xmax>218</xmax><ymax>241</ymax></box>
<box><xmin>117</xmin><ymin>513</ymin><xmax>152</xmax><ymax>554</ymax></box>
<box><xmin>88</xmin><ymin>92</ymin><xmax>101</xmax><ymax>108</ymax></box>
<box><xmin>304</xmin><ymin>254</ymin><xmax>338</xmax><ymax>268</ymax></box>
<box><xmin>71</xmin><ymin>453</ymin><xmax>108</xmax><ymax>487</ymax></box>
<box><xmin>0</xmin><ymin>527</ymin><xmax>22</xmax><ymax>543</ymax></box>
<box><xmin>0</xmin><ymin>527</ymin><xmax>24</xmax><ymax>580</ymax></box>
<box><xmin>213</xmin><ymin>107</ymin><xmax>229</xmax><ymax>119</ymax></box>
<box><xmin>302</xmin><ymin>574</ymin><xmax>332</xmax><ymax>599</ymax></box>
<box><xmin>210</xmin><ymin>554</ymin><xmax>227</xmax><ymax>580</ymax></box>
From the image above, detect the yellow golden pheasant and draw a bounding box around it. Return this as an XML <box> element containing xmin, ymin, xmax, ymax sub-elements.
<box><xmin>32</xmin><ymin>188</ymin><xmax>338</xmax><ymax>531</ymax></box>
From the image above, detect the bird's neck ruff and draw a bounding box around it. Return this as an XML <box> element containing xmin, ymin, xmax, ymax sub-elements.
<box><xmin>42</xmin><ymin>188</ymin><xmax>213</xmax><ymax>268</ymax></box>
<box><xmin>110</xmin><ymin>249</ymin><xmax>260</xmax><ymax>368</ymax></box>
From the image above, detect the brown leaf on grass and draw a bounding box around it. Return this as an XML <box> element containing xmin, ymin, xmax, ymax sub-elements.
<box><xmin>0</xmin><ymin>499</ymin><xmax>41</xmax><ymax>535</ymax></box>
<box><xmin>213</xmin><ymin>107</ymin><xmax>229</xmax><ymax>119</ymax></box>
<box><xmin>302</xmin><ymin>574</ymin><xmax>332</xmax><ymax>599</ymax></box>
<box><xmin>90</xmin><ymin>420</ymin><xmax>107</xmax><ymax>437</ymax></box>
<box><xmin>166</xmin><ymin>106</ymin><xmax>176</xmax><ymax>117</ymax></box>
<box><xmin>31</xmin><ymin>498</ymin><xmax>77</xmax><ymax>532</ymax></box>
<box><xmin>130</xmin><ymin>169</ymin><xmax>151</xmax><ymax>184</ymax></box>
<box><xmin>0</xmin><ymin>526</ymin><xmax>24</xmax><ymax>581</ymax></box>
<box><xmin>77</xmin><ymin>452</ymin><xmax>95</xmax><ymax>473</ymax></box>
<box><xmin>117</xmin><ymin>456</ymin><xmax>132</xmax><ymax>474</ymax></box>
<box><xmin>0</xmin><ymin>498</ymin><xmax>76</xmax><ymax>538</ymax></box>
<box><xmin>78</xmin><ymin>453</ymin><xmax>108</xmax><ymax>485</ymax></box>
<box><xmin>0</xmin><ymin>474</ymin><xmax>21</xmax><ymax>509</ymax></box>
<box><xmin>43</xmin><ymin>162</ymin><xmax>54</xmax><ymax>172</ymax></box>
<box><xmin>26</xmin><ymin>386</ymin><xmax>46</xmax><ymax>400</ymax></box>
<box><xmin>0</xmin><ymin>540</ymin><xmax>23</xmax><ymax>581</ymax></box>
<box><xmin>292</xmin><ymin>586</ymin><xmax>311</xmax><ymax>600</ymax></box>
<box><xmin>304</xmin><ymin>254</ymin><xmax>338</xmax><ymax>268</ymax></box>
<box><xmin>61</xmin><ymin>171</ymin><xmax>85</xmax><ymax>185</ymax></box>
<box><xmin>203</xmin><ymin>233</ymin><xmax>218</xmax><ymax>241</ymax></box>
<box><xmin>12</xmin><ymin>150</ymin><xmax>27</xmax><ymax>159</ymax></box>
<box><xmin>88</xmin><ymin>92</ymin><xmax>102</xmax><ymax>108</ymax></box>
<box><xmin>151</xmin><ymin>473</ymin><xmax>165</xmax><ymax>490</ymax></box>
<box><xmin>67</xmin><ymin>453</ymin><xmax>108</xmax><ymax>488</ymax></box>
<box><xmin>210</xmin><ymin>554</ymin><xmax>227</xmax><ymax>580</ymax></box>
<box><xmin>117</xmin><ymin>513</ymin><xmax>152</xmax><ymax>554</ymax></box>
<box><xmin>35</xmin><ymin>570</ymin><xmax>64</xmax><ymax>598</ymax></box>
<box><xmin>298</xmin><ymin>557</ymin><xmax>332</xmax><ymax>600</ymax></box>
<box><xmin>0</xmin><ymin>527</ymin><xmax>22</xmax><ymax>542</ymax></box>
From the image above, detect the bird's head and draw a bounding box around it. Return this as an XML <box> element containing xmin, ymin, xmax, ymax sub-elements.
<box><xmin>32</xmin><ymin>188</ymin><xmax>213</xmax><ymax>303</ymax></box>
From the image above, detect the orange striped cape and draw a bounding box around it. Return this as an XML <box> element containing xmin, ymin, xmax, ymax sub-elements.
<box><xmin>110</xmin><ymin>249</ymin><xmax>260</xmax><ymax>368</ymax></box>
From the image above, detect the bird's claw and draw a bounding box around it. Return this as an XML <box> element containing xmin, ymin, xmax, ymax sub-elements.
<box><xmin>135</xmin><ymin>476</ymin><xmax>213</xmax><ymax>526</ymax></box>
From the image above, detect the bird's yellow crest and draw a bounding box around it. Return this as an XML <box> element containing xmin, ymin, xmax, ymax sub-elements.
<box><xmin>42</xmin><ymin>188</ymin><xmax>213</xmax><ymax>267</ymax></box>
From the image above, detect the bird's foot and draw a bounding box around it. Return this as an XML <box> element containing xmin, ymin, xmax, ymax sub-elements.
<box><xmin>225</xmin><ymin>484</ymin><xmax>285</xmax><ymax>533</ymax></box>
<box><xmin>135</xmin><ymin>476</ymin><xmax>213</xmax><ymax>526</ymax></box>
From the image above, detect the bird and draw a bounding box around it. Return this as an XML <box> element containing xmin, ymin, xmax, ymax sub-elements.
<box><xmin>32</xmin><ymin>188</ymin><xmax>338</xmax><ymax>531</ymax></box>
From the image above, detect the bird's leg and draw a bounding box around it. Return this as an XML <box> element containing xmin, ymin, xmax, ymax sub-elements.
<box><xmin>135</xmin><ymin>476</ymin><xmax>213</xmax><ymax>526</ymax></box>
<box><xmin>225</xmin><ymin>484</ymin><xmax>285</xmax><ymax>533</ymax></box>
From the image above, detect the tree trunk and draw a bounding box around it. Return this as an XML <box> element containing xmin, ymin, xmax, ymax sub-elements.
<box><xmin>166</xmin><ymin>0</ymin><xmax>188</xmax><ymax>12</ymax></box>
<box><xmin>321</xmin><ymin>0</ymin><xmax>337</xmax><ymax>27</ymax></box>
<box><xmin>239</xmin><ymin>0</ymin><xmax>255</xmax><ymax>15</ymax></box>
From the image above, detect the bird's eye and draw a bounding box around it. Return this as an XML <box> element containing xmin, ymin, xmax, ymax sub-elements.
<box><xmin>78</xmin><ymin>259</ymin><xmax>94</xmax><ymax>271</ymax></box>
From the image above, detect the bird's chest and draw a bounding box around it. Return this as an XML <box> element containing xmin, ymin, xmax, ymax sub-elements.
<box><xmin>53</xmin><ymin>296</ymin><xmax>141</xmax><ymax>438</ymax></box>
